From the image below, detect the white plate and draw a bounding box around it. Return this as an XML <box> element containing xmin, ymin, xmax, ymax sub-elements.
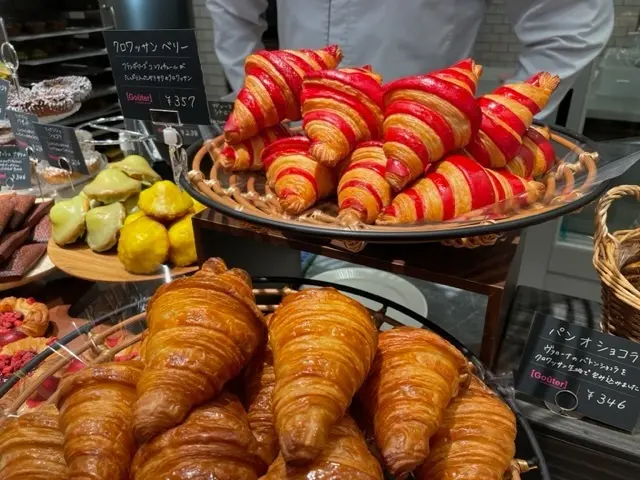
<box><xmin>310</xmin><ymin>267</ymin><xmax>428</xmax><ymax>328</ymax></box>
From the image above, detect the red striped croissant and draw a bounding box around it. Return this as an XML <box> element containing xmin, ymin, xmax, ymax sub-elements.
<box><xmin>224</xmin><ymin>46</ymin><xmax>343</xmax><ymax>144</ymax></box>
<box><xmin>377</xmin><ymin>154</ymin><xmax>537</xmax><ymax>225</ymax></box>
<box><xmin>382</xmin><ymin>59</ymin><xmax>483</xmax><ymax>192</ymax></box>
<box><xmin>218</xmin><ymin>125</ymin><xmax>290</xmax><ymax>171</ymax></box>
<box><xmin>506</xmin><ymin>126</ymin><xmax>555</xmax><ymax>179</ymax></box>
<box><xmin>263</xmin><ymin>136</ymin><xmax>336</xmax><ymax>215</ymax></box>
<box><xmin>301</xmin><ymin>66</ymin><xmax>384</xmax><ymax>166</ymax></box>
<box><xmin>465</xmin><ymin>73</ymin><xmax>560</xmax><ymax>168</ymax></box>
<box><xmin>337</xmin><ymin>141</ymin><xmax>392</xmax><ymax>224</ymax></box>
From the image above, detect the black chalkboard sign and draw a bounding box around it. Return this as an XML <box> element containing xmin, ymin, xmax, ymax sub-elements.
<box><xmin>6</xmin><ymin>110</ymin><xmax>46</xmax><ymax>162</ymax></box>
<box><xmin>0</xmin><ymin>145</ymin><xmax>31</xmax><ymax>189</ymax></box>
<box><xmin>0</xmin><ymin>79</ymin><xmax>9</xmax><ymax>121</ymax></box>
<box><xmin>516</xmin><ymin>314</ymin><xmax>640</xmax><ymax>432</ymax></box>
<box><xmin>104</xmin><ymin>29</ymin><xmax>209</xmax><ymax>126</ymax></box>
<box><xmin>208</xmin><ymin>100</ymin><xmax>233</xmax><ymax>132</ymax></box>
<box><xmin>33</xmin><ymin>123</ymin><xmax>88</xmax><ymax>175</ymax></box>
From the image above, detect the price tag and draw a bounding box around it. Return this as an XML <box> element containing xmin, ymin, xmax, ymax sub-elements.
<box><xmin>516</xmin><ymin>314</ymin><xmax>640</xmax><ymax>432</ymax></box>
<box><xmin>33</xmin><ymin>123</ymin><xmax>88</xmax><ymax>175</ymax></box>
<box><xmin>208</xmin><ymin>100</ymin><xmax>233</xmax><ymax>130</ymax></box>
<box><xmin>0</xmin><ymin>146</ymin><xmax>31</xmax><ymax>189</ymax></box>
<box><xmin>0</xmin><ymin>79</ymin><xmax>9</xmax><ymax>121</ymax></box>
<box><xmin>103</xmin><ymin>29</ymin><xmax>209</xmax><ymax>125</ymax></box>
<box><xmin>152</xmin><ymin>123</ymin><xmax>201</xmax><ymax>145</ymax></box>
<box><xmin>6</xmin><ymin>110</ymin><xmax>46</xmax><ymax>162</ymax></box>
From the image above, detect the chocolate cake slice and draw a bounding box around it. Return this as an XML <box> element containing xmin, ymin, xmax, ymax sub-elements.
<box><xmin>0</xmin><ymin>243</ymin><xmax>47</xmax><ymax>281</ymax></box>
<box><xmin>9</xmin><ymin>195</ymin><xmax>36</xmax><ymax>230</ymax></box>
<box><xmin>29</xmin><ymin>216</ymin><xmax>51</xmax><ymax>244</ymax></box>
<box><xmin>22</xmin><ymin>199</ymin><xmax>53</xmax><ymax>229</ymax></box>
<box><xmin>0</xmin><ymin>227</ymin><xmax>30</xmax><ymax>263</ymax></box>
<box><xmin>0</xmin><ymin>195</ymin><xmax>16</xmax><ymax>235</ymax></box>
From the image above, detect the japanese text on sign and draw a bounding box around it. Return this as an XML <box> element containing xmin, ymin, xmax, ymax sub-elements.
<box><xmin>33</xmin><ymin>123</ymin><xmax>88</xmax><ymax>175</ymax></box>
<box><xmin>0</xmin><ymin>146</ymin><xmax>31</xmax><ymax>189</ymax></box>
<box><xmin>7</xmin><ymin>110</ymin><xmax>45</xmax><ymax>162</ymax></box>
<box><xmin>0</xmin><ymin>79</ymin><xmax>9</xmax><ymax>120</ymax></box>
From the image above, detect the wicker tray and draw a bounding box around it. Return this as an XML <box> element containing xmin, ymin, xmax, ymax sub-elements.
<box><xmin>183</xmin><ymin>123</ymin><xmax>606</xmax><ymax>249</ymax></box>
<box><xmin>0</xmin><ymin>276</ymin><xmax>548</xmax><ymax>479</ymax></box>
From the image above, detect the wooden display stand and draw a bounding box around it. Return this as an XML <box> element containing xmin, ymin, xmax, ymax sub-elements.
<box><xmin>193</xmin><ymin>209</ymin><xmax>524</xmax><ymax>367</ymax></box>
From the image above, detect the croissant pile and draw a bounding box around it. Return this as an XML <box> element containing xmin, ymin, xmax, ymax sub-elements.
<box><xmin>216</xmin><ymin>45</ymin><xmax>561</xmax><ymax>226</ymax></box>
<box><xmin>0</xmin><ymin>257</ymin><xmax>519</xmax><ymax>480</ymax></box>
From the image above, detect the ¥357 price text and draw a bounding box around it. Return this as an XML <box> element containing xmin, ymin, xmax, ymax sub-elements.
<box><xmin>165</xmin><ymin>95</ymin><xmax>196</xmax><ymax>108</ymax></box>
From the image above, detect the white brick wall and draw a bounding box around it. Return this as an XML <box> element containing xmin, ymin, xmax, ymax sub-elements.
<box><xmin>193</xmin><ymin>1</ymin><xmax>639</xmax><ymax>85</ymax></box>
<box><xmin>475</xmin><ymin>0</ymin><xmax>640</xmax><ymax>67</ymax></box>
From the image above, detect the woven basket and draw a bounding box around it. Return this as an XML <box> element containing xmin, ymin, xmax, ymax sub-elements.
<box><xmin>593</xmin><ymin>185</ymin><xmax>640</xmax><ymax>341</ymax></box>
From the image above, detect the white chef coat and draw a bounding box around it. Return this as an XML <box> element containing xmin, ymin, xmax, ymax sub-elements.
<box><xmin>206</xmin><ymin>0</ymin><xmax>614</xmax><ymax>118</ymax></box>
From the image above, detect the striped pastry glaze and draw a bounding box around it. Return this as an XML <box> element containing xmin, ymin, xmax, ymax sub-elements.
<box><xmin>301</xmin><ymin>65</ymin><xmax>384</xmax><ymax>167</ymax></box>
<box><xmin>464</xmin><ymin>72</ymin><xmax>560</xmax><ymax>168</ymax></box>
<box><xmin>506</xmin><ymin>125</ymin><xmax>555</xmax><ymax>179</ymax></box>
<box><xmin>224</xmin><ymin>46</ymin><xmax>343</xmax><ymax>144</ymax></box>
<box><xmin>337</xmin><ymin>141</ymin><xmax>392</xmax><ymax>224</ymax></box>
<box><xmin>377</xmin><ymin>153</ymin><xmax>536</xmax><ymax>225</ymax></box>
<box><xmin>382</xmin><ymin>59</ymin><xmax>483</xmax><ymax>192</ymax></box>
<box><xmin>262</xmin><ymin>136</ymin><xmax>336</xmax><ymax>215</ymax></box>
<box><xmin>218</xmin><ymin>125</ymin><xmax>290</xmax><ymax>172</ymax></box>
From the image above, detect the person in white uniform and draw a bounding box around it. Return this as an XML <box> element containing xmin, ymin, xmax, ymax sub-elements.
<box><xmin>207</xmin><ymin>0</ymin><xmax>614</xmax><ymax>118</ymax></box>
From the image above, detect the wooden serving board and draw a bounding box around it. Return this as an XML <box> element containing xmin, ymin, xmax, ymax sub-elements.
<box><xmin>47</xmin><ymin>239</ymin><xmax>198</xmax><ymax>283</ymax></box>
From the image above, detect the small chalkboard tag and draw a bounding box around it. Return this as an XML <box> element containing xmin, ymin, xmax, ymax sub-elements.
<box><xmin>33</xmin><ymin>123</ymin><xmax>89</xmax><ymax>175</ymax></box>
<box><xmin>208</xmin><ymin>100</ymin><xmax>233</xmax><ymax>131</ymax></box>
<box><xmin>0</xmin><ymin>79</ymin><xmax>9</xmax><ymax>121</ymax></box>
<box><xmin>153</xmin><ymin>123</ymin><xmax>201</xmax><ymax>145</ymax></box>
<box><xmin>103</xmin><ymin>29</ymin><xmax>209</xmax><ymax>126</ymax></box>
<box><xmin>6</xmin><ymin>110</ymin><xmax>46</xmax><ymax>162</ymax></box>
<box><xmin>0</xmin><ymin>145</ymin><xmax>31</xmax><ymax>189</ymax></box>
<box><xmin>516</xmin><ymin>314</ymin><xmax>640</xmax><ymax>432</ymax></box>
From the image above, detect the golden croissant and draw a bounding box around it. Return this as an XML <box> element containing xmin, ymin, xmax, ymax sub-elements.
<box><xmin>417</xmin><ymin>376</ymin><xmax>516</xmax><ymax>480</ymax></box>
<box><xmin>263</xmin><ymin>136</ymin><xmax>337</xmax><ymax>215</ymax></box>
<box><xmin>383</xmin><ymin>59</ymin><xmax>483</xmax><ymax>191</ymax></box>
<box><xmin>465</xmin><ymin>73</ymin><xmax>559</xmax><ymax>168</ymax></box>
<box><xmin>338</xmin><ymin>141</ymin><xmax>392</xmax><ymax>224</ymax></box>
<box><xmin>301</xmin><ymin>65</ymin><xmax>384</xmax><ymax>166</ymax></box>
<box><xmin>269</xmin><ymin>288</ymin><xmax>378</xmax><ymax>464</ymax></box>
<box><xmin>224</xmin><ymin>45</ymin><xmax>343</xmax><ymax>143</ymax></box>
<box><xmin>131</xmin><ymin>390</ymin><xmax>266</xmax><ymax>480</ymax></box>
<box><xmin>260</xmin><ymin>415</ymin><xmax>383</xmax><ymax>479</ymax></box>
<box><xmin>0</xmin><ymin>405</ymin><xmax>68</xmax><ymax>479</ymax></box>
<box><xmin>242</xmin><ymin>342</ymin><xmax>278</xmax><ymax>465</ymax></box>
<box><xmin>132</xmin><ymin>257</ymin><xmax>265</xmax><ymax>444</ymax></box>
<box><xmin>358</xmin><ymin>326</ymin><xmax>468</xmax><ymax>478</ymax></box>
<box><xmin>57</xmin><ymin>360</ymin><xmax>143</xmax><ymax>480</ymax></box>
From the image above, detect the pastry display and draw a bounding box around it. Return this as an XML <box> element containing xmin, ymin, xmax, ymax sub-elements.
<box><xmin>269</xmin><ymin>288</ymin><xmax>377</xmax><ymax>463</ymax></box>
<box><xmin>382</xmin><ymin>59</ymin><xmax>483</xmax><ymax>191</ymax></box>
<box><xmin>32</xmin><ymin>75</ymin><xmax>92</xmax><ymax>103</ymax></box>
<box><xmin>464</xmin><ymin>73</ymin><xmax>560</xmax><ymax>168</ymax></box>
<box><xmin>9</xmin><ymin>195</ymin><xmax>35</xmax><ymax>230</ymax></box>
<box><xmin>138</xmin><ymin>180</ymin><xmax>193</xmax><ymax>222</ymax></box>
<box><xmin>416</xmin><ymin>376</ymin><xmax>517</xmax><ymax>480</ymax></box>
<box><xmin>0</xmin><ymin>243</ymin><xmax>47</xmax><ymax>281</ymax></box>
<box><xmin>0</xmin><ymin>405</ymin><xmax>68</xmax><ymax>480</ymax></box>
<box><xmin>301</xmin><ymin>65</ymin><xmax>384</xmax><ymax>166</ymax></box>
<box><xmin>260</xmin><ymin>415</ymin><xmax>383</xmax><ymax>480</ymax></box>
<box><xmin>507</xmin><ymin>125</ymin><xmax>556</xmax><ymax>179</ymax></box>
<box><xmin>39</xmin><ymin>150</ymin><xmax>104</xmax><ymax>185</ymax></box>
<box><xmin>132</xmin><ymin>258</ymin><xmax>264</xmax><ymax>443</ymax></box>
<box><xmin>0</xmin><ymin>195</ymin><xmax>16</xmax><ymax>235</ymax></box>
<box><xmin>219</xmin><ymin>125</ymin><xmax>290</xmax><ymax>171</ymax></box>
<box><xmin>29</xmin><ymin>216</ymin><xmax>51</xmax><ymax>243</ymax></box>
<box><xmin>57</xmin><ymin>361</ymin><xmax>143</xmax><ymax>480</ymax></box>
<box><xmin>0</xmin><ymin>296</ymin><xmax>48</xmax><ymax>345</ymax></box>
<box><xmin>358</xmin><ymin>326</ymin><xmax>468</xmax><ymax>477</ymax></box>
<box><xmin>224</xmin><ymin>45</ymin><xmax>343</xmax><ymax>143</ymax></box>
<box><xmin>0</xmin><ymin>228</ymin><xmax>30</xmax><ymax>264</ymax></box>
<box><xmin>337</xmin><ymin>141</ymin><xmax>392</xmax><ymax>224</ymax></box>
<box><xmin>82</xmin><ymin>169</ymin><xmax>142</xmax><ymax>204</ymax></box>
<box><xmin>107</xmin><ymin>155</ymin><xmax>162</xmax><ymax>184</ymax></box>
<box><xmin>85</xmin><ymin>202</ymin><xmax>126</xmax><ymax>252</ymax></box>
<box><xmin>263</xmin><ymin>136</ymin><xmax>336</xmax><ymax>214</ymax></box>
<box><xmin>131</xmin><ymin>391</ymin><xmax>266</xmax><ymax>480</ymax></box>
<box><xmin>167</xmin><ymin>213</ymin><xmax>197</xmax><ymax>267</ymax></box>
<box><xmin>377</xmin><ymin>154</ymin><xmax>539</xmax><ymax>225</ymax></box>
<box><xmin>242</xmin><ymin>342</ymin><xmax>278</xmax><ymax>465</ymax></box>
<box><xmin>117</xmin><ymin>216</ymin><xmax>170</xmax><ymax>274</ymax></box>
<box><xmin>50</xmin><ymin>194</ymin><xmax>91</xmax><ymax>246</ymax></box>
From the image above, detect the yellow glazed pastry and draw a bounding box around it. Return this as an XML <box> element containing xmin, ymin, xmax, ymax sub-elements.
<box><xmin>168</xmin><ymin>214</ymin><xmax>197</xmax><ymax>267</ymax></box>
<box><xmin>138</xmin><ymin>180</ymin><xmax>193</xmax><ymax>222</ymax></box>
<box><xmin>117</xmin><ymin>216</ymin><xmax>169</xmax><ymax>274</ymax></box>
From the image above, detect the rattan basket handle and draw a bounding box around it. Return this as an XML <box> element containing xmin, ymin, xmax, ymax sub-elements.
<box><xmin>594</xmin><ymin>185</ymin><xmax>640</xmax><ymax>247</ymax></box>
